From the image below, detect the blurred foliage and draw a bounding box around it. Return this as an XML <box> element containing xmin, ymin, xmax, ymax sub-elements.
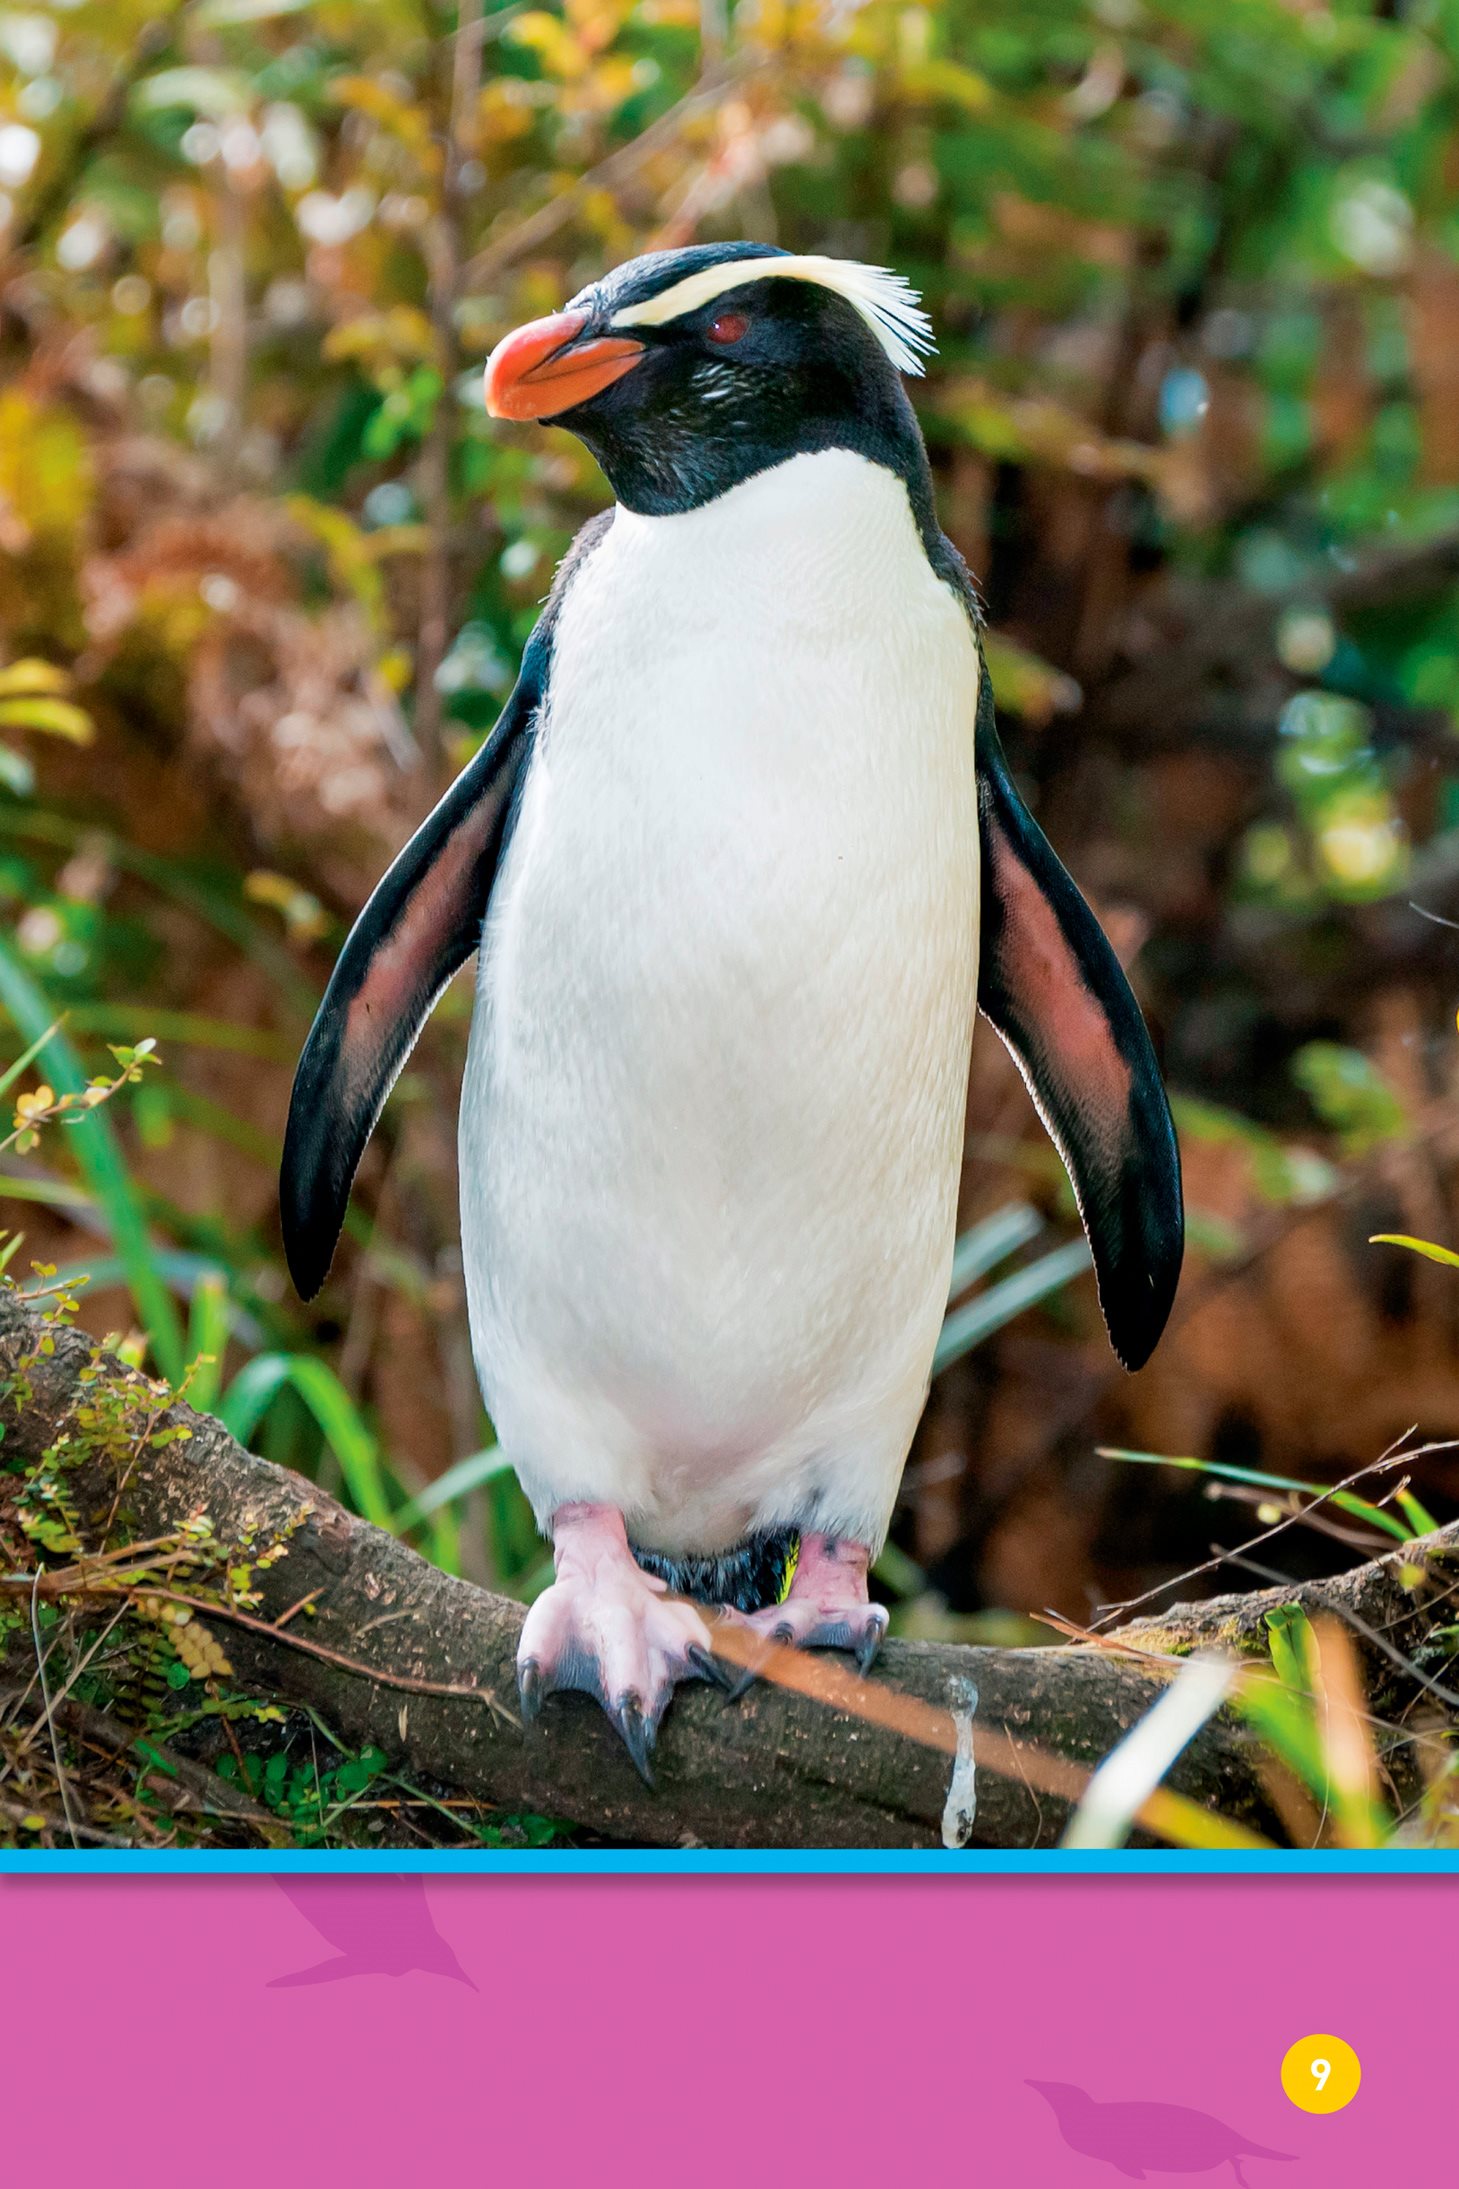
<box><xmin>1</xmin><ymin>0</ymin><xmax>1459</xmax><ymax>1650</ymax></box>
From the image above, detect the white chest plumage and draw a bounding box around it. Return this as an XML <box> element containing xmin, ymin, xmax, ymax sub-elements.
<box><xmin>459</xmin><ymin>447</ymin><xmax>982</xmax><ymax>1554</ymax></box>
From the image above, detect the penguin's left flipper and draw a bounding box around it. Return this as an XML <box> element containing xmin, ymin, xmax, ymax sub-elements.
<box><xmin>279</xmin><ymin>639</ymin><xmax>550</xmax><ymax>1301</ymax></box>
<box><xmin>975</xmin><ymin>672</ymin><xmax>1183</xmax><ymax>1370</ymax></box>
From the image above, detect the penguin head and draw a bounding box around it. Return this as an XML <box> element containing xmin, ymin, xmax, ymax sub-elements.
<box><xmin>1026</xmin><ymin>2082</ymin><xmax>1090</xmax><ymax>2115</ymax></box>
<box><xmin>482</xmin><ymin>243</ymin><xmax>935</xmax><ymax>514</ymax></box>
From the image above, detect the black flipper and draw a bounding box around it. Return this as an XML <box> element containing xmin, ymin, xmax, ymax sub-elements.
<box><xmin>280</xmin><ymin>673</ymin><xmax>536</xmax><ymax>1299</ymax></box>
<box><xmin>281</xmin><ymin>513</ymin><xmax>614</xmax><ymax>1301</ymax></box>
<box><xmin>975</xmin><ymin>670</ymin><xmax>1183</xmax><ymax>1369</ymax></box>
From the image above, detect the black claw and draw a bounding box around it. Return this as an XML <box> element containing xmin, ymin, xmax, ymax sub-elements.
<box><xmin>615</xmin><ymin>1693</ymin><xmax>656</xmax><ymax>1787</ymax></box>
<box><xmin>725</xmin><ymin>1627</ymin><xmax>791</xmax><ymax>1704</ymax></box>
<box><xmin>518</xmin><ymin>1657</ymin><xmax>544</xmax><ymax>1724</ymax></box>
<box><xmin>687</xmin><ymin>1643</ymin><xmax>735</xmax><ymax>1692</ymax></box>
<box><xmin>725</xmin><ymin>1661</ymin><xmax>761</xmax><ymax>1704</ymax></box>
<box><xmin>855</xmin><ymin>1620</ymin><xmax>887</xmax><ymax>1677</ymax></box>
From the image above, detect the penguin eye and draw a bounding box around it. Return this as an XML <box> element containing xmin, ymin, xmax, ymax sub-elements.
<box><xmin>707</xmin><ymin>309</ymin><xmax>750</xmax><ymax>346</ymax></box>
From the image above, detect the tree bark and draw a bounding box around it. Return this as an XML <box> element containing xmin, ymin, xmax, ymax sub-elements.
<box><xmin>2</xmin><ymin>1295</ymin><xmax>1452</xmax><ymax>1850</ymax></box>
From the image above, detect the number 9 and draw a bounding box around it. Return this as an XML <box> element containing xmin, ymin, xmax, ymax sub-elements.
<box><xmin>1311</xmin><ymin>2058</ymin><xmax>1331</xmax><ymax>2093</ymax></box>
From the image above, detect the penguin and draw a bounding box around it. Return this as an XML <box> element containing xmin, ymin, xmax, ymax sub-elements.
<box><xmin>280</xmin><ymin>243</ymin><xmax>1183</xmax><ymax>1781</ymax></box>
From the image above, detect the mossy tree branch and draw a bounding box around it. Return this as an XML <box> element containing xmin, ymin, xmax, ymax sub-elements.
<box><xmin>3</xmin><ymin>1294</ymin><xmax>1453</xmax><ymax>1851</ymax></box>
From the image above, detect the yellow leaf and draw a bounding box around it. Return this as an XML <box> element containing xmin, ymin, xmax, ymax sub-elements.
<box><xmin>983</xmin><ymin>631</ymin><xmax>1082</xmax><ymax>728</ymax></box>
<box><xmin>244</xmin><ymin>868</ymin><xmax>328</xmax><ymax>942</ymax></box>
<box><xmin>897</xmin><ymin>57</ymin><xmax>995</xmax><ymax>113</ymax></box>
<box><xmin>1369</xmin><ymin>1232</ymin><xmax>1459</xmax><ymax>1270</ymax></box>
<box><xmin>0</xmin><ymin>390</ymin><xmax>92</xmax><ymax>543</ymax></box>
<box><xmin>0</xmin><ymin>696</ymin><xmax>93</xmax><ymax>743</ymax></box>
<box><xmin>507</xmin><ymin>11</ymin><xmax>590</xmax><ymax>77</ymax></box>
<box><xmin>0</xmin><ymin>658</ymin><xmax>71</xmax><ymax>698</ymax></box>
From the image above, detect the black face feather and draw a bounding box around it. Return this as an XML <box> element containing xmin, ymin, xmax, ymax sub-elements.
<box><xmin>547</xmin><ymin>246</ymin><xmax>934</xmax><ymax>516</ymax></box>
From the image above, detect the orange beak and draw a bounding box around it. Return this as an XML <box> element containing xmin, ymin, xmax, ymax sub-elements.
<box><xmin>483</xmin><ymin>309</ymin><xmax>645</xmax><ymax>421</ymax></box>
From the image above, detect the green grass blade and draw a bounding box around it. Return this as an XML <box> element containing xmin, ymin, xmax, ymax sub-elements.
<box><xmin>185</xmin><ymin>1269</ymin><xmax>230</xmax><ymax>1414</ymax></box>
<box><xmin>947</xmin><ymin>1203</ymin><xmax>1043</xmax><ymax>1299</ymax></box>
<box><xmin>219</xmin><ymin>1351</ymin><xmax>395</xmax><ymax>1530</ymax></box>
<box><xmin>217</xmin><ymin>1352</ymin><xmax>296</xmax><ymax>1443</ymax></box>
<box><xmin>1098</xmin><ymin>1448</ymin><xmax>1414</xmax><ymax>1541</ymax></box>
<box><xmin>1238</xmin><ymin>1668</ymin><xmax>1391</xmax><ymax>1846</ymax></box>
<box><xmin>1395</xmin><ymin>1487</ymin><xmax>1440</xmax><ymax>1537</ymax></box>
<box><xmin>285</xmin><ymin>1356</ymin><xmax>396</xmax><ymax>1529</ymax></box>
<box><xmin>393</xmin><ymin>1441</ymin><xmax>514</xmax><ymax>1529</ymax></box>
<box><xmin>0</xmin><ymin>1172</ymin><xmax>92</xmax><ymax>1210</ymax></box>
<box><xmin>934</xmin><ymin>1237</ymin><xmax>1091</xmax><ymax>1374</ymax></box>
<box><xmin>1236</xmin><ymin>1677</ymin><xmax>1329</xmax><ymax>1799</ymax></box>
<box><xmin>0</xmin><ymin>936</ymin><xmax>186</xmax><ymax>1381</ymax></box>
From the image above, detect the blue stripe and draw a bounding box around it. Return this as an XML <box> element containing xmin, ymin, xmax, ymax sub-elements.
<box><xmin>4</xmin><ymin>1850</ymin><xmax>1458</xmax><ymax>1875</ymax></box>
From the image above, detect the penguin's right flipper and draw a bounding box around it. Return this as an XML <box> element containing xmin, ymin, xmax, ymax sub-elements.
<box><xmin>279</xmin><ymin>670</ymin><xmax>537</xmax><ymax>1300</ymax></box>
<box><xmin>280</xmin><ymin>513</ymin><xmax>614</xmax><ymax>1302</ymax></box>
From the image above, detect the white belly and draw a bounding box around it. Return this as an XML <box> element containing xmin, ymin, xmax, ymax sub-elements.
<box><xmin>460</xmin><ymin>448</ymin><xmax>981</xmax><ymax>1554</ymax></box>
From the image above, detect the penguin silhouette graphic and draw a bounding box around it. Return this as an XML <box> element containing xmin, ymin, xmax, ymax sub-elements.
<box><xmin>1027</xmin><ymin>2082</ymin><xmax>1297</xmax><ymax>2184</ymax></box>
<box><xmin>268</xmin><ymin>1877</ymin><xmax>476</xmax><ymax>1989</ymax></box>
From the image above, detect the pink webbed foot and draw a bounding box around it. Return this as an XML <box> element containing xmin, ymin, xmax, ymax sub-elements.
<box><xmin>516</xmin><ymin>1503</ymin><xmax>731</xmax><ymax>1783</ymax></box>
<box><xmin>722</xmin><ymin>1532</ymin><xmax>888</xmax><ymax>1700</ymax></box>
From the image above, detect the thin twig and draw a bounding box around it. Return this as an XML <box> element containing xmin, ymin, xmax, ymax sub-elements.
<box><xmin>1092</xmin><ymin>1434</ymin><xmax>1457</xmax><ymax>1631</ymax></box>
<box><xmin>29</xmin><ymin>1567</ymin><xmax>78</xmax><ymax>1850</ymax></box>
<box><xmin>461</xmin><ymin>63</ymin><xmax>755</xmax><ymax>289</ymax></box>
<box><xmin>107</xmin><ymin>1583</ymin><xmax>512</xmax><ymax>1719</ymax></box>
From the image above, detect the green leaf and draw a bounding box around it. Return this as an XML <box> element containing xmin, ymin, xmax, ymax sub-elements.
<box><xmin>197</xmin><ymin>0</ymin><xmax>312</xmax><ymax>22</ymax></box>
<box><xmin>134</xmin><ymin>65</ymin><xmax>251</xmax><ymax>118</ymax></box>
<box><xmin>1292</xmin><ymin>1043</ymin><xmax>1408</xmax><ymax>1154</ymax></box>
<box><xmin>1264</xmin><ymin>1603</ymin><xmax>1318</xmax><ymax>1693</ymax></box>
<box><xmin>133</xmin><ymin>1736</ymin><xmax>179</xmax><ymax>1775</ymax></box>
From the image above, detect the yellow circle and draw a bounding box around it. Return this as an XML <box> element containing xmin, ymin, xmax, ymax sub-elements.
<box><xmin>1281</xmin><ymin>2034</ymin><xmax>1361</xmax><ymax>2114</ymax></box>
